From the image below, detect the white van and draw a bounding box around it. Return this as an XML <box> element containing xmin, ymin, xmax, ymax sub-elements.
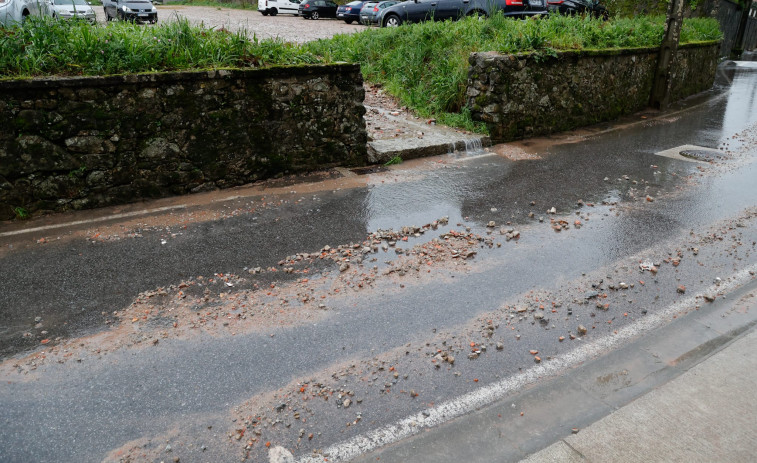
<box><xmin>0</xmin><ymin>0</ymin><xmax>47</xmax><ymax>26</ymax></box>
<box><xmin>259</xmin><ymin>0</ymin><xmax>301</xmax><ymax>16</ymax></box>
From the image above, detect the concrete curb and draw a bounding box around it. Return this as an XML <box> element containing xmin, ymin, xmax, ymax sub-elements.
<box><xmin>349</xmin><ymin>275</ymin><xmax>757</xmax><ymax>463</ymax></box>
<box><xmin>364</xmin><ymin>104</ymin><xmax>491</xmax><ymax>164</ymax></box>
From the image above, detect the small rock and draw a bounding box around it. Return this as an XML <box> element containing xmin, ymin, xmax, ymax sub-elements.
<box><xmin>577</xmin><ymin>325</ymin><xmax>588</xmax><ymax>335</ymax></box>
<box><xmin>496</xmin><ymin>342</ymin><xmax>504</xmax><ymax>350</ymax></box>
<box><xmin>343</xmin><ymin>398</ymin><xmax>351</xmax><ymax>408</ymax></box>
<box><xmin>548</xmin><ymin>207</ymin><xmax>556</xmax><ymax>214</ymax></box>
<box><xmin>677</xmin><ymin>285</ymin><xmax>686</xmax><ymax>293</ymax></box>
<box><xmin>339</xmin><ymin>262</ymin><xmax>350</xmax><ymax>272</ymax></box>
<box><xmin>704</xmin><ymin>294</ymin><xmax>715</xmax><ymax>302</ymax></box>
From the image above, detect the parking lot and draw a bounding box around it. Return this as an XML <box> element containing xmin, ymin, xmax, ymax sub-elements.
<box><xmin>94</xmin><ymin>5</ymin><xmax>366</xmax><ymax>42</ymax></box>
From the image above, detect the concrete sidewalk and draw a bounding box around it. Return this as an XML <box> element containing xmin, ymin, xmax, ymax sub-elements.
<box><xmin>522</xmin><ymin>327</ymin><xmax>757</xmax><ymax>463</ymax></box>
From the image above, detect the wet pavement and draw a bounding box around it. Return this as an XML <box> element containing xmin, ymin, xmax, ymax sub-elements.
<box><xmin>1</xmin><ymin>61</ymin><xmax>756</xmax><ymax>463</ymax></box>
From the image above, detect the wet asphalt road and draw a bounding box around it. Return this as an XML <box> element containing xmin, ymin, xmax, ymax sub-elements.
<box><xmin>1</xmin><ymin>62</ymin><xmax>756</xmax><ymax>463</ymax></box>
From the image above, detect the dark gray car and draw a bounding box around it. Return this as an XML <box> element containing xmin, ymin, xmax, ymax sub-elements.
<box><xmin>103</xmin><ymin>0</ymin><xmax>157</xmax><ymax>23</ymax></box>
<box><xmin>360</xmin><ymin>0</ymin><xmax>400</xmax><ymax>25</ymax></box>
<box><xmin>378</xmin><ymin>0</ymin><xmax>546</xmax><ymax>27</ymax></box>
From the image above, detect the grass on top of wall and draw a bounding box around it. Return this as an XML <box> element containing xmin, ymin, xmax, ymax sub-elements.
<box><xmin>0</xmin><ymin>17</ymin><xmax>320</xmax><ymax>78</ymax></box>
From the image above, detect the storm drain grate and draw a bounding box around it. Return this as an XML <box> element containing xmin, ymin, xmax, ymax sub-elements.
<box><xmin>655</xmin><ymin>144</ymin><xmax>722</xmax><ymax>163</ymax></box>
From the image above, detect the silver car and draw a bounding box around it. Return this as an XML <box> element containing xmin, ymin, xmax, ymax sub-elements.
<box><xmin>0</xmin><ymin>0</ymin><xmax>46</xmax><ymax>26</ymax></box>
<box><xmin>48</xmin><ymin>0</ymin><xmax>96</xmax><ymax>23</ymax></box>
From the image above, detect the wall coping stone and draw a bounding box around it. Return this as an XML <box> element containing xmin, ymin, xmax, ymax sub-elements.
<box><xmin>470</xmin><ymin>40</ymin><xmax>721</xmax><ymax>63</ymax></box>
<box><xmin>0</xmin><ymin>62</ymin><xmax>361</xmax><ymax>89</ymax></box>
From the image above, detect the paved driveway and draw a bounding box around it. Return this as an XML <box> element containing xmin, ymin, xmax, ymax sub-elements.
<box><xmin>94</xmin><ymin>4</ymin><xmax>367</xmax><ymax>42</ymax></box>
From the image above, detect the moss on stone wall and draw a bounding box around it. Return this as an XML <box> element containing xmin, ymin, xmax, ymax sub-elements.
<box><xmin>467</xmin><ymin>43</ymin><xmax>719</xmax><ymax>143</ymax></box>
<box><xmin>0</xmin><ymin>65</ymin><xmax>368</xmax><ymax>219</ymax></box>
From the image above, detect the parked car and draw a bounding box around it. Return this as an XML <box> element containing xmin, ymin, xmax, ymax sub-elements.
<box><xmin>103</xmin><ymin>0</ymin><xmax>158</xmax><ymax>23</ymax></box>
<box><xmin>336</xmin><ymin>0</ymin><xmax>366</xmax><ymax>23</ymax></box>
<box><xmin>0</xmin><ymin>0</ymin><xmax>46</xmax><ymax>26</ymax></box>
<box><xmin>547</xmin><ymin>0</ymin><xmax>607</xmax><ymax>19</ymax></box>
<box><xmin>259</xmin><ymin>0</ymin><xmax>301</xmax><ymax>16</ymax></box>
<box><xmin>298</xmin><ymin>0</ymin><xmax>338</xmax><ymax>19</ymax></box>
<box><xmin>359</xmin><ymin>0</ymin><xmax>399</xmax><ymax>25</ymax></box>
<box><xmin>378</xmin><ymin>0</ymin><xmax>546</xmax><ymax>27</ymax></box>
<box><xmin>48</xmin><ymin>0</ymin><xmax>97</xmax><ymax>23</ymax></box>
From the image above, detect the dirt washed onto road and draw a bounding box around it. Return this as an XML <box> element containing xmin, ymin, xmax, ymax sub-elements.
<box><xmin>98</xmin><ymin>207</ymin><xmax>757</xmax><ymax>463</ymax></box>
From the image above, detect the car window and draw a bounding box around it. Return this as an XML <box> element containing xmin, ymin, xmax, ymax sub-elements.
<box><xmin>347</xmin><ymin>0</ymin><xmax>362</xmax><ymax>5</ymax></box>
<box><xmin>326</xmin><ymin>1</ymin><xmax>337</xmax><ymax>5</ymax></box>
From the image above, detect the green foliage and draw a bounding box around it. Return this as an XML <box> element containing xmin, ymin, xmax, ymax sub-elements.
<box><xmin>680</xmin><ymin>17</ymin><xmax>723</xmax><ymax>42</ymax></box>
<box><xmin>13</xmin><ymin>207</ymin><xmax>29</xmax><ymax>220</ymax></box>
<box><xmin>68</xmin><ymin>165</ymin><xmax>87</xmax><ymax>178</ymax></box>
<box><xmin>384</xmin><ymin>155</ymin><xmax>403</xmax><ymax>166</ymax></box>
<box><xmin>0</xmin><ymin>17</ymin><xmax>321</xmax><ymax>78</ymax></box>
<box><xmin>602</xmin><ymin>0</ymin><xmax>710</xmax><ymax>18</ymax></box>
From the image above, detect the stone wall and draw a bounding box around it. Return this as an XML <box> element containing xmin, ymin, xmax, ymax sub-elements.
<box><xmin>0</xmin><ymin>64</ymin><xmax>367</xmax><ymax>219</ymax></box>
<box><xmin>467</xmin><ymin>43</ymin><xmax>720</xmax><ymax>143</ymax></box>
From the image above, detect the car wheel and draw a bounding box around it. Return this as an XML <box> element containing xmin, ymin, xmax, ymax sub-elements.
<box><xmin>270</xmin><ymin>8</ymin><xmax>278</xmax><ymax>15</ymax></box>
<box><xmin>467</xmin><ymin>9</ymin><xmax>486</xmax><ymax>19</ymax></box>
<box><xmin>311</xmin><ymin>11</ymin><xmax>319</xmax><ymax>19</ymax></box>
<box><xmin>383</xmin><ymin>14</ymin><xmax>401</xmax><ymax>27</ymax></box>
<box><xmin>345</xmin><ymin>19</ymin><xmax>352</xmax><ymax>24</ymax></box>
<box><xmin>261</xmin><ymin>10</ymin><xmax>268</xmax><ymax>15</ymax></box>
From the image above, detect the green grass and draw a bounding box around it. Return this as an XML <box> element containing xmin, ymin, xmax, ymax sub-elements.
<box><xmin>383</xmin><ymin>155</ymin><xmax>403</xmax><ymax>166</ymax></box>
<box><xmin>13</xmin><ymin>207</ymin><xmax>29</xmax><ymax>220</ymax></box>
<box><xmin>0</xmin><ymin>17</ymin><xmax>321</xmax><ymax>78</ymax></box>
<box><xmin>0</xmin><ymin>14</ymin><xmax>721</xmax><ymax>132</ymax></box>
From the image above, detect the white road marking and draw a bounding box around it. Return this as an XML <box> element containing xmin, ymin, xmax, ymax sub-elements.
<box><xmin>0</xmin><ymin>205</ymin><xmax>187</xmax><ymax>238</ymax></box>
<box><xmin>294</xmin><ymin>264</ymin><xmax>757</xmax><ymax>463</ymax></box>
